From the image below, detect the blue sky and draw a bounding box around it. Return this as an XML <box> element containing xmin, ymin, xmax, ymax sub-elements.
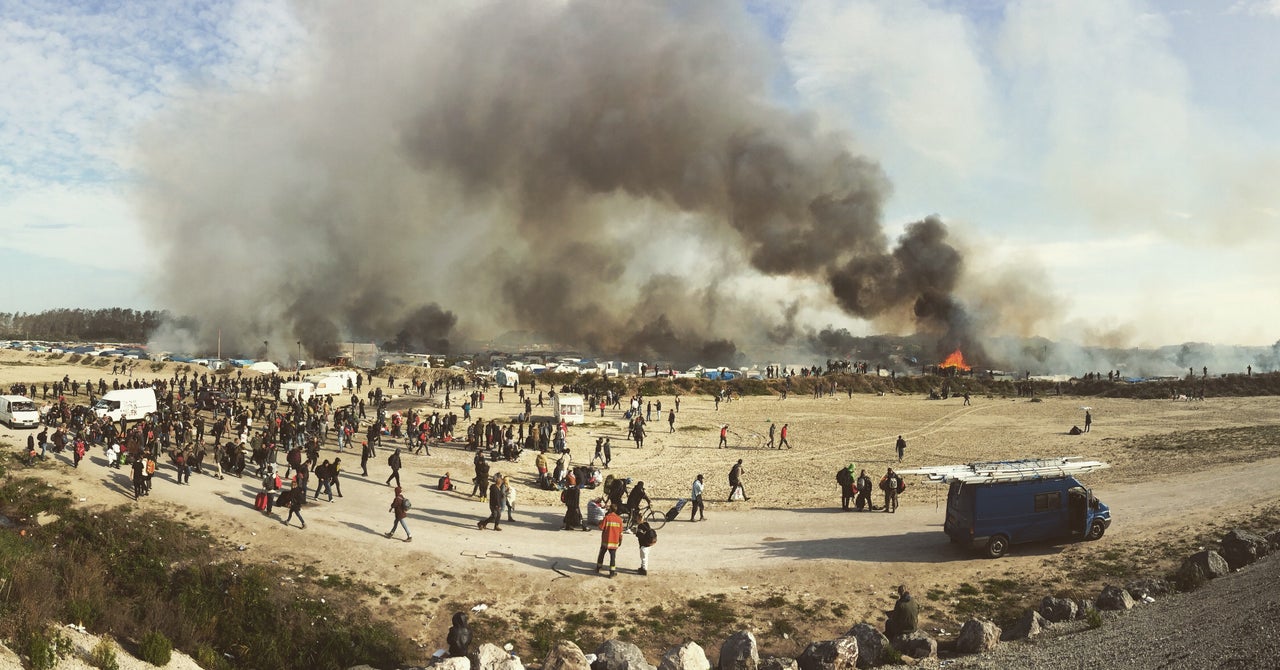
<box><xmin>2</xmin><ymin>0</ymin><xmax>1278</xmax><ymax>346</ymax></box>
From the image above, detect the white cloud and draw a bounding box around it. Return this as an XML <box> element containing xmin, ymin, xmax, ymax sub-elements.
<box><xmin>1230</xmin><ymin>0</ymin><xmax>1280</xmax><ymax>16</ymax></box>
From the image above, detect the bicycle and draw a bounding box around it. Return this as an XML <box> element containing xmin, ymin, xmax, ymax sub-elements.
<box><xmin>623</xmin><ymin>502</ymin><xmax>667</xmax><ymax>532</ymax></box>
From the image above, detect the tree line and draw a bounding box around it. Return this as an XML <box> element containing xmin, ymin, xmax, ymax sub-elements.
<box><xmin>0</xmin><ymin>308</ymin><xmax>164</xmax><ymax>343</ymax></box>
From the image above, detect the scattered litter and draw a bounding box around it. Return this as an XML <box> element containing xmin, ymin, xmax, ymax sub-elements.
<box><xmin>782</xmin><ymin>633</ymin><xmax>789</xmax><ymax>640</ymax></box>
<box><xmin>740</xmin><ymin>586</ymin><xmax>749</xmax><ymax>590</ymax></box>
<box><xmin>433</xmin><ymin>649</ymin><xmax>448</xmax><ymax>658</ymax></box>
<box><xmin>1142</xmin><ymin>595</ymin><xmax>1155</xmax><ymax>604</ymax></box>
<box><xmin>471</xmin><ymin>603</ymin><xmax>488</xmax><ymax>613</ymax></box>
<box><xmin>320</xmin><ymin>598</ymin><xmax>326</xmax><ymax>604</ymax></box>
<box><xmin>237</xmin><ymin>545</ymin><xmax>247</xmax><ymax>551</ymax></box>
<box><xmin>78</xmin><ymin>497</ymin><xmax>86</xmax><ymax>502</ymax></box>
<box><xmin>504</xmin><ymin>643</ymin><xmax>514</xmax><ymax>652</ymax></box>
<box><xmin>585</xmin><ymin>654</ymin><xmax>597</xmax><ymax>664</ymax></box>
<box><xmin>64</xmin><ymin>623</ymin><xmax>86</xmax><ymax>633</ymax></box>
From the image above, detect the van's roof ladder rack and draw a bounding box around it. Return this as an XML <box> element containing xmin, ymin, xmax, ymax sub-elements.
<box><xmin>896</xmin><ymin>457</ymin><xmax>1110</xmax><ymax>484</ymax></box>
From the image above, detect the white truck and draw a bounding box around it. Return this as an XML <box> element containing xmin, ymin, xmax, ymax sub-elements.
<box><xmin>92</xmin><ymin>388</ymin><xmax>158</xmax><ymax>422</ymax></box>
<box><xmin>0</xmin><ymin>395</ymin><xmax>40</xmax><ymax>428</ymax></box>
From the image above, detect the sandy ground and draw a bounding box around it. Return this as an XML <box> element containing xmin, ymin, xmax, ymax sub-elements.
<box><xmin>2</xmin><ymin>350</ymin><xmax>1279</xmax><ymax>663</ymax></box>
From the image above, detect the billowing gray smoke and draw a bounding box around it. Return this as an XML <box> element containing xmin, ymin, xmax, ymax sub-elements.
<box><xmin>136</xmin><ymin>0</ymin><xmax>972</xmax><ymax>367</ymax></box>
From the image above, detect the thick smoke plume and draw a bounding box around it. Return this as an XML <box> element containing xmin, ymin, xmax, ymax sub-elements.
<box><xmin>137</xmin><ymin>1</ymin><xmax>974</xmax><ymax>367</ymax></box>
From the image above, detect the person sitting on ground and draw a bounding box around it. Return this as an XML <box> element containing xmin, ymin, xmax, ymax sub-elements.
<box><xmin>884</xmin><ymin>585</ymin><xmax>919</xmax><ymax>639</ymax></box>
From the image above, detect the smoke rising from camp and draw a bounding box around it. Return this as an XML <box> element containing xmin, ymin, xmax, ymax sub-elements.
<box><xmin>136</xmin><ymin>1</ymin><xmax>977</xmax><ymax>367</ymax></box>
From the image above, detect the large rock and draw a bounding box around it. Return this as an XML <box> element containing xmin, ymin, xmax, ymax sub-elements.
<box><xmin>797</xmin><ymin>637</ymin><xmax>859</xmax><ymax>670</ymax></box>
<box><xmin>544</xmin><ymin>641</ymin><xmax>592</xmax><ymax>670</ymax></box>
<box><xmin>1124</xmin><ymin>577</ymin><xmax>1172</xmax><ymax>602</ymax></box>
<box><xmin>1096</xmin><ymin>584</ymin><xmax>1135</xmax><ymax>611</ymax></box>
<box><xmin>475</xmin><ymin>643</ymin><xmax>524</xmax><ymax>670</ymax></box>
<box><xmin>955</xmin><ymin>619</ymin><xmax>1001</xmax><ymax>655</ymax></box>
<box><xmin>757</xmin><ymin>658</ymin><xmax>798</xmax><ymax>670</ymax></box>
<box><xmin>659</xmin><ymin>642</ymin><xmax>710</xmax><ymax>670</ymax></box>
<box><xmin>718</xmin><ymin>631</ymin><xmax>759</xmax><ymax>670</ymax></box>
<box><xmin>1177</xmin><ymin>549</ymin><xmax>1230</xmax><ymax>587</ymax></box>
<box><xmin>844</xmin><ymin>624</ymin><xmax>888</xmax><ymax>668</ymax></box>
<box><xmin>1038</xmin><ymin>596</ymin><xmax>1077</xmax><ymax>623</ymax></box>
<box><xmin>889</xmin><ymin>631</ymin><xmax>936</xmax><ymax>659</ymax></box>
<box><xmin>1002</xmin><ymin>610</ymin><xmax>1049</xmax><ymax>641</ymax></box>
<box><xmin>594</xmin><ymin>640</ymin><xmax>655</xmax><ymax>670</ymax></box>
<box><xmin>434</xmin><ymin>659</ymin><xmax>473</xmax><ymax>670</ymax></box>
<box><xmin>1267</xmin><ymin>530</ymin><xmax>1280</xmax><ymax>551</ymax></box>
<box><xmin>1221</xmin><ymin>529</ymin><xmax>1271</xmax><ymax>571</ymax></box>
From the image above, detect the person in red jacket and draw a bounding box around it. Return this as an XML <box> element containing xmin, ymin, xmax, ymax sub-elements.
<box><xmin>596</xmin><ymin>505</ymin><xmax>624</xmax><ymax>578</ymax></box>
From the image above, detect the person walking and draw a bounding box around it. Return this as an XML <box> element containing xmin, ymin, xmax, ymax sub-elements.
<box><xmin>668</xmin><ymin>409</ymin><xmax>676</xmax><ymax>433</ymax></box>
<box><xmin>595</xmin><ymin>504</ymin><xmax>624</xmax><ymax>578</ymax></box>
<box><xmin>767</xmin><ymin>422</ymin><xmax>776</xmax><ymax>449</ymax></box>
<box><xmin>478</xmin><ymin>475</ymin><xmax>505</xmax><ymax>530</ymax></box>
<box><xmin>895</xmin><ymin>435</ymin><xmax>906</xmax><ymax>462</ymax></box>
<box><xmin>385</xmin><ymin>447</ymin><xmax>403</xmax><ymax>487</ymax></box>
<box><xmin>728</xmin><ymin>459</ymin><xmax>747</xmax><ymax>501</ymax></box>
<box><xmin>779</xmin><ymin>423</ymin><xmax>791</xmax><ymax>449</ymax></box>
<box><xmin>283</xmin><ymin>483</ymin><xmax>306</xmax><ymax>529</ymax></box>
<box><xmin>562</xmin><ymin>481</ymin><xmax>585</xmax><ymax>531</ymax></box>
<box><xmin>385</xmin><ymin>486</ymin><xmax>412</xmax><ymax>541</ymax></box>
<box><xmin>502</xmin><ymin>475</ymin><xmax>516</xmax><ymax>522</ymax></box>
<box><xmin>635</xmin><ymin>519</ymin><xmax>657</xmax><ymax>576</ymax></box>
<box><xmin>718</xmin><ymin>424</ymin><xmax>729</xmax><ymax>449</ymax></box>
<box><xmin>689</xmin><ymin>474</ymin><xmax>706</xmax><ymax>521</ymax></box>
<box><xmin>360</xmin><ymin>440</ymin><xmax>374</xmax><ymax>476</ymax></box>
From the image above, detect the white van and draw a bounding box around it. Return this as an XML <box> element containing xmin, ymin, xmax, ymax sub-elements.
<box><xmin>310</xmin><ymin>376</ymin><xmax>347</xmax><ymax>396</ymax></box>
<box><xmin>0</xmin><ymin>395</ymin><xmax>40</xmax><ymax>428</ymax></box>
<box><xmin>92</xmin><ymin>388</ymin><xmax>158</xmax><ymax>422</ymax></box>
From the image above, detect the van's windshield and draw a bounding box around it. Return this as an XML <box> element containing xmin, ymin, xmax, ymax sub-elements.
<box><xmin>11</xmin><ymin>401</ymin><xmax>36</xmax><ymax>412</ymax></box>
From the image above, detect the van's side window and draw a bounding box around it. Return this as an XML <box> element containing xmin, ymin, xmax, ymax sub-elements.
<box><xmin>1034</xmin><ymin>492</ymin><xmax>1061</xmax><ymax>512</ymax></box>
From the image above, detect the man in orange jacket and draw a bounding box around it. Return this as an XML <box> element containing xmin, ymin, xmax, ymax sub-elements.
<box><xmin>596</xmin><ymin>504</ymin><xmax>624</xmax><ymax>578</ymax></box>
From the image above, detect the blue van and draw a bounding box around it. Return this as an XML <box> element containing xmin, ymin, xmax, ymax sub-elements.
<box><xmin>901</xmin><ymin>458</ymin><xmax>1112</xmax><ymax>558</ymax></box>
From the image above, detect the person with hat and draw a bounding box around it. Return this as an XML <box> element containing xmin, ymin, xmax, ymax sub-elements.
<box><xmin>386</xmin><ymin>486</ymin><xmax>411</xmax><ymax>541</ymax></box>
<box><xmin>595</xmin><ymin>504</ymin><xmax>624</xmax><ymax>578</ymax></box>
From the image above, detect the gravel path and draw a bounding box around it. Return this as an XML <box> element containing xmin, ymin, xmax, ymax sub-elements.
<box><xmin>946</xmin><ymin>552</ymin><xmax>1280</xmax><ymax>669</ymax></box>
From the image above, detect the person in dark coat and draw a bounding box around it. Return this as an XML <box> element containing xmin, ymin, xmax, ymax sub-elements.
<box><xmin>562</xmin><ymin>484</ymin><xmax>585</xmax><ymax>530</ymax></box>
<box><xmin>885</xmin><ymin>585</ymin><xmax>919</xmax><ymax>638</ymax></box>
<box><xmin>447</xmin><ymin>612</ymin><xmax>472</xmax><ymax>658</ymax></box>
<box><xmin>478</xmin><ymin>475</ymin><xmax>505</xmax><ymax>531</ymax></box>
<box><xmin>836</xmin><ymin>465</ymin><xmax>855</xmax><ymax>511</ymax></box>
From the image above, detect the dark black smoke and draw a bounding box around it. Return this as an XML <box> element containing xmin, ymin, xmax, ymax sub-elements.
<box><xmin>137</xmin><ymin>1</ymin><xmax>976</xmax><ymax>365</ymax></box>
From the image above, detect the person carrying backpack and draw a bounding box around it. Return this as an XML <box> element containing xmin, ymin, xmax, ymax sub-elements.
<box><xmin>385</xmin><ymin>448</ymin><xmax>403</xmax><ymax>488</ymax></box>
<box><xmin>385</xmin><ymin>486</ymin><xmax>411</xmax><ymax>541</ymax></box>
<box><xmin>880</xmin><ymin>468</ymin><xmax>904</xmax><ymax>513</ymax></box>
<box><xmin>836</xmin><ymin>464</ymin><xmax>855</xmax><ymax>511</ymax></box>
<box><xmin>855</xmin><ymin>469</ymin><xmax>874</xmax><ymax>511</ymax></box>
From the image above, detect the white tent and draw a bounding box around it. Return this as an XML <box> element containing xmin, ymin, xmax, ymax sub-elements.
<box><xmin>249</xmin><ymin>361</ymin><xmax>280</xmax><ymax>374</ymax></box>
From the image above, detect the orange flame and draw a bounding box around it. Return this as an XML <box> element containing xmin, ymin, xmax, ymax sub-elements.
<box><xmin>940</xmin><ymin>349</ymin><xmax>971</xmax><ymax>371</ymax></box>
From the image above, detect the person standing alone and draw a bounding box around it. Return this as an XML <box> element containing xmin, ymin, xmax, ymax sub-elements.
<box><xmin>895</xmin><ymin>435</ymin><xmax>906</xmax><ymax>462</ymax></box>
<box><xmin>385</xmin><ymin>486</ymin><xmax>412</xmax><ymax>541</ymax></box>
<box><xmin>728</xmin><ymin>459</ymin><xmax>747</xmax><ymax>501</ymax></box>
<box><xmin>1084</xmin><ymin>410</ymin><xmax>1092</xmax><ymax>433</ymax></box>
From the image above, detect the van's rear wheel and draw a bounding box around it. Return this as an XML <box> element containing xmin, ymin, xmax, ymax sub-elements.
<box><xmin>985</xmin><ymin>534</ymin><xmax>1010</xmax><ymax>558</ymax></box>
<box><xmin>1087</xmin><ymin>519</ymin><xmax>1106</xmax><ymax>541</ymax></box>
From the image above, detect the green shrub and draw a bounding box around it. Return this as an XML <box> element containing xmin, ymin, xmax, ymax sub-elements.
<box><xmin>23</xmin><ymin>628</ymin><xmax>71</xmax><ymax>670</ymax></box>
<box><xmin>1086</xmin><ymin>608</ymin><xmax>1103</xmax><ymax>629</ymax></box>
<box><xmin>193</xmin><ymin>644</ymin><xmax>231</xmax><ymax>670</ymax></box>
<box><xmin>90</xmin><ymin>635</ymin><xmax>121</xmax><ymax>670</ymax></box>
<box><xmin>137</xmin><ymin>630</ymin><xmax>172</xmax><ymax>666</ymax></box>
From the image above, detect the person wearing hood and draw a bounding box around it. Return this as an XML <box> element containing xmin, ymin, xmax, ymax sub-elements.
<box><xmin>837</xmin><ymin>464</ymin><xmax>856</xmax><ymax>511</ymax></box>
<box><xmin>385</xmin><ymin>486</ymin><xmax>411</xmax><ymax>542</ymax></box>
<box><xmin>447</xmin><ymin>612</ymin><xmax>472</xmax><ymax>658</ymax></box>
<box><xmin>885</xmin><ymin>585</ymin><xmax>919</xmax><ymax>638</ymax></box>
<box><xmin>385</xmin><ymin>447</ymin><xmax>403</xmax><ymax>488</ymax></box>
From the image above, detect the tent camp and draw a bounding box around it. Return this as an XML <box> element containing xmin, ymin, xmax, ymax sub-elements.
<box><xmin>495</xmin><ymin>369</ymin><xmax>521</xmax><ymax>388</ymax></box>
